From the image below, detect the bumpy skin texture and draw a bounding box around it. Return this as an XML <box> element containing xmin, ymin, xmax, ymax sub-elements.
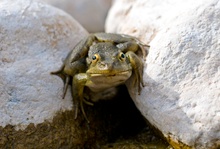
<box><xmin>51</xmin><ymin>33</ymin><xmax>148</xmax><ymax>122</ymax></box>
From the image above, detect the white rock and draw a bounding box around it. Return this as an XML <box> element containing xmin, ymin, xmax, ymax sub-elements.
<box><xmin>0</xmin><ymin>0</ymin><xmax>88</xmax><ymax>130</ymax></box>
<box><xmin>43</xmin><ymin>0</ymin><xmax>112</xmax><ymax>33</ymax></box>
<box><xmin>106</xmin><ymin>0</ymin><xmax>220</xmax><ymax>148</ymax></box>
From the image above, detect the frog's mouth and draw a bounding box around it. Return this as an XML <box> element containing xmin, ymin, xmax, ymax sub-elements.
<box><xmin>89</xmin><ymin>71</ymin><xmax>131</xmax><ymax>77</ymax></box>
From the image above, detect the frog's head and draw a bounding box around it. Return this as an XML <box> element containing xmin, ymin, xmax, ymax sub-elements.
<box><xmin>86</xmin><ymin>42</ymin><xmax>132</xmax><ymax>80</ymax></box>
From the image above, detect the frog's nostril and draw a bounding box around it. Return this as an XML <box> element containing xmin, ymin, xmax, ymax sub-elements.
<box><xmin>99</xmin><ymin>62</ymin><xmax>113</xmax><ymax>70</ymax></box>
<box><xmin>99</xmin><ymin>62</ymin><xmax>106</xmax><ymax>68</ymax></box>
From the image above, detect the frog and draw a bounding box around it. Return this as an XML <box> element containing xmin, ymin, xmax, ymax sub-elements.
<box><xmin>51</xmin><ymin>33</ymin><xmax>149</xmax><ymax>123</ymax></box>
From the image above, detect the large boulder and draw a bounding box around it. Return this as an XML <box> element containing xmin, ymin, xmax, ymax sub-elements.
<box><xmin>0</xmin><ymin>0</ymin><xmax>91</xmax><ymax>148</ymax></box>
<box><xmin>43</xmin><ymin>0</ymin><xmax>112</xmax><ymax>33</ymax></box>
<box><xmin>0</xmin><ymin>1</ymin><xmax>166</xmax><ymax>148</ymax></box>
<box><xmin>106</xmin><ymin>0</ymin><xmax>220</xmax><ymax>149</ymax></box>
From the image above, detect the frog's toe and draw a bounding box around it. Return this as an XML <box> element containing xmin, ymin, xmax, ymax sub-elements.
<box><xmin>80</xmin><ymin>98</ymin><xmax>90</xmax><ymax>123</ymax></box>
<box><xmin>138</xmin><ymin>84</ymin><xmax>142</xmax><ymax>95</ymax></box>
<box><xmin>74</xmin><ymin>100</ymin><xmax>79</xmax><ymax>120</ymax></box>
<box><xmin>83</xmin><ymin>99</ymin><xmax>94</xmax><ymax>106</ymax></box>
<box><xmin>62</xmin><ymin>76</ymin><xmax>70</xmax><ymax>99</ymax></box>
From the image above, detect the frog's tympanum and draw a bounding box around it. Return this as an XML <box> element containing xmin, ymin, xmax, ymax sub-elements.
<box><xmin>51</xmin><ymin>33</ymin><xmax>149</xmax><ymax>122</ymax></box>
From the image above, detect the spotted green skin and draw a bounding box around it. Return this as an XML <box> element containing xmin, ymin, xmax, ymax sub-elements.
<box><xmin>51</xmin><ymin>33</ymin><xmax>148</xmax><ymax>122</ymax></box>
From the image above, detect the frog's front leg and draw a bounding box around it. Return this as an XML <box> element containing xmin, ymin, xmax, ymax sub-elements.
<box><xmin>117</xmin><ymin>41</ymin><xmax>148</xmax><ymax>61</ymax></box>
<box><xmin>126</xmin><ymin>51</ymin><xmax>144</xmax><ymax>94</ymax></box>
<box><xmin>51</xmin><ymin>60</ymin><xmax>87</xmax><ymax>99</ymax></box>
<box><xmin>72</xmin><ymin>73</ymin><xmax>92</xmax><ymax>123</ymax></box>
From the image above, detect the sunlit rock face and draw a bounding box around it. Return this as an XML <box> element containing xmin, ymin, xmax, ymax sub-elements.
<box><xmin>106</xmin><ymin>0</ymin><xmax>220</xmax><ymax>148</ymax></box>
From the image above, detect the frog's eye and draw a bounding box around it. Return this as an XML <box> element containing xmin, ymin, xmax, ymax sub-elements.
<box><xmin>92</xmin><ymin>56</ymin><xmax>97</xmax><ymax>60</ymax></box>
<box><xmin>92</xmin><ymin>54</ymin><xmax>99</xmax><ymax>62</ymax></box>
<box><xmin>119</xmin><ymin>52</ymin><xmax>126</xmax><ymax>61</ymax></box>
<box><xmin>121</xmin><ymin>53</ymin><xmax>125</xmax><ymax>58</ymax></box>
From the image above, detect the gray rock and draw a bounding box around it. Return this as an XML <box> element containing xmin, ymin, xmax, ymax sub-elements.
<box><xmin>106</xmin><ymin>0</ymin><xmax>220</xmax><ymax>148</ymax></box>
<box><xmin>43</xmin><ymin>0</ymin><xmax>112</xmax><ymax>33</ymax></box>
<box><xmin>0</xmin><ymin>0</ymin><xmax>88</xmax><ymax>130</ymax></box>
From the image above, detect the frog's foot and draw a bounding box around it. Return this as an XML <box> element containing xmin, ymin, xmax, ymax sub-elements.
<box><xmin>51</xmin><ymin>65</ymin><xmax>71</xmax><ymax>99</ymax></box>
<box><xmin>80</xmin><ymin>98</ymin><xmax>90</xmax><ymax>123</ymax></box>
<box><xmin>140</xmin><ymin>44</ymin><xmax>150</xmax><ymax>61</ymax></box>
<box><xmin>62</xmin><ymin>76</ymin><xmax>70</xmax><ymax>99</ymax></box>
<box><xmin>83</xmin><ymin>99</ymin><xmax>94</xmax><ymax>106</ymax></box>
<box><xmin>74</xmin><ymin>100</ymin><xmax>79</xmax><ymax>120</ymax></box>
<box><xmin>83</xmin><ymin>94</ymin><xmax>94</xmax><ymax>106</ymax></box>
<box><xmin>132</xmin><ymin>68</ymin><xmax>144</xmax><ymax>95</ymax></box>
<box><xmin>51</xmin><ymin>65</ymin><xmax>66</xmax><ymax>82</ymax></box>
<box><xmin>139</xmin><ymin>70</ymin><xmax>145</xmax><ymax>94</ymax></box>
<box><xmin>73</xmin><ymin>98</ymin><xmax>90</xmax><ymax>123</ymax></box>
